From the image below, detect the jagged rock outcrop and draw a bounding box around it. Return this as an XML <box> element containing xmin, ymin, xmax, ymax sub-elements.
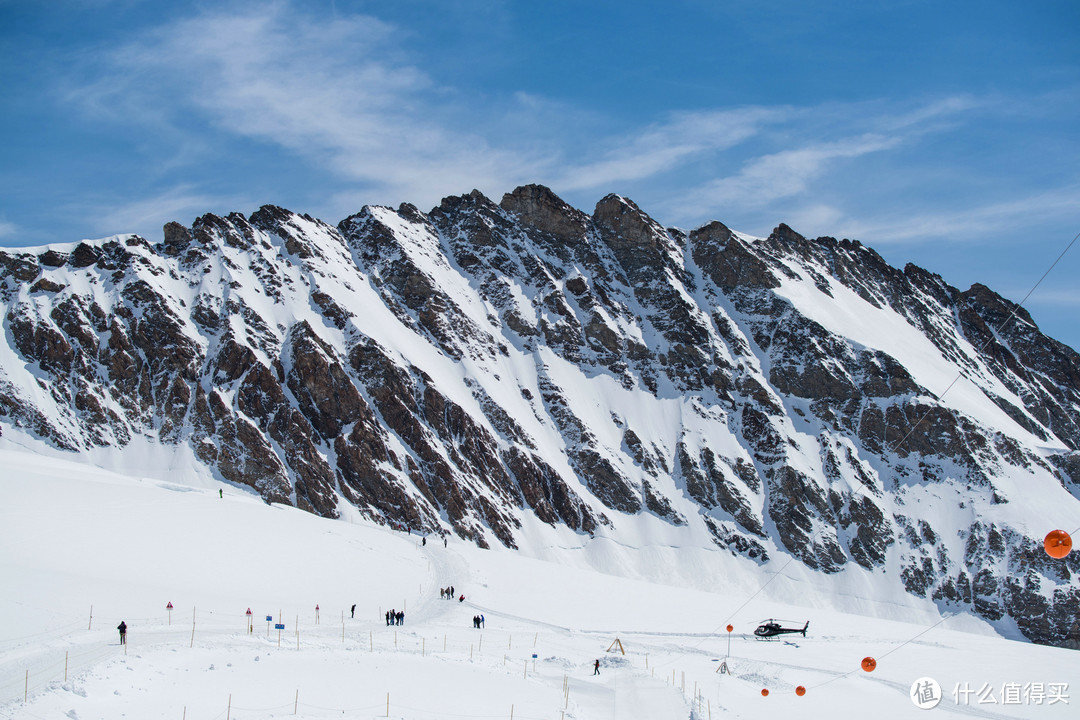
<box><xmin>1</xmin><ymin>186</ymin><xmax>1078</xmax><ymax>647</ymax></box>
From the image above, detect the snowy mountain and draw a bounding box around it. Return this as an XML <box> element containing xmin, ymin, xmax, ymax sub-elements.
<box><xmin>1</xmin><ymin>184</ymin><xmax>1078</xmax><ymax>648</ymax></box>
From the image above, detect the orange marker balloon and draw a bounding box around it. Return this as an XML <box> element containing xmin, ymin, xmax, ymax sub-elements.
<box><xmin>761</xmin><ymin>688</ymin><xmax>769</xmax><ymax>697</ymax></box>
<box><xmin>861</xmin><ymin>657</ymin><xmax>877</xmax><ymax>672</ymax></box>
<box><xmin>796</xmin><ymin>686</ymin><xmax>806</xmax><ymax>696</ymax></box>
<box><xmin>726</xmin><ymin>624</ymin><xmax>733</xmax><ymax>633</ymax></box>
<box><xmin>1044</xmin><ymin>530</ymin><xmax>1073</xmax><ymax>559</ymax></box>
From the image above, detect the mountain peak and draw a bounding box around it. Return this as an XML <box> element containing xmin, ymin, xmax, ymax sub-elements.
<box><xmin>499</xmin><ymin>184</ymin><xmax>589</xmax><ymax>242</ymax></box>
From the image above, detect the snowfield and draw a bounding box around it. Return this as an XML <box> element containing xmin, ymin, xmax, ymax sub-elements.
<box><xmin>1</xmin><ymin>444</ymin><xmax>1075</xmax><ymax>720</ymax></box>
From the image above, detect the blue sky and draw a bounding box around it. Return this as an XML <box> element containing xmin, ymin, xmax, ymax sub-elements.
<box><xmin>2</xmin><ymin>0</ymin><xmax>1078</xmax><ymax>350</ymax></box>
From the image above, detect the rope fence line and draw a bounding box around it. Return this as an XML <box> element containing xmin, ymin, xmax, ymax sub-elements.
<box><xmin>1</xmin><ymin>590</ymin><xmax>832</xmax><ymax>714</ymax></box>
<box><xmin>1</xmin><ymin>608</ymin><xmax>588</xmax><ymax>710</ymax></box>
<box><xmin>3</xmin><ymin>588</ymin><xmax>980</xmax><ymax>717</ymax></box>
<box><xmin>2</xmin><ymin>603</ymin><xmax>719</xmax><ymax>719</ymax></box>
<box><xmin>0</xmin><ymin>618</ymin><xmax>88</xmax><ymax>648</ymax></box>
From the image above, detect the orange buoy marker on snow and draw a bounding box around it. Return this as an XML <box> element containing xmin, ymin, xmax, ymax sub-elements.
<box><xmin>795</xmin><ymin>686</ymin><xmax>806</xmax><ymax>696</ymax></box>
<box><xmin>1044</xmin><ymin>530</ymin><xmax>1073</xmax><ymax>559</ymax></box>
<box><xmin>726</xmin><ymin>624</ymin><xmax>733</xmax><ymax>633</ymax></box>
<box><xmin>761</xmin><ymin>688</ymin><xmax>769</xmax><ymax>697</ymax></box>
<box><xmin>861</xmin><ymin>657</ymin><xmax>877</xmax><ymax>672</ymax></box>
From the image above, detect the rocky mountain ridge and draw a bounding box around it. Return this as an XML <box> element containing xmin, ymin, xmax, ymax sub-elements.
<box><xmin>2</xmin><ymin>184</ymin><xmax>1078</xmax><ymax>647</ymax></box>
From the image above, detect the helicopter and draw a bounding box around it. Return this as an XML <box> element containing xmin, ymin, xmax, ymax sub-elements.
<box><xmin>753</xmin><ymin>619</ymin><xmax>809</xmax><ymax>639</ymax></box>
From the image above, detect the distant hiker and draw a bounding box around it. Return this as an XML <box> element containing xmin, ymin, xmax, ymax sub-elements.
<box><xmin>351</xmin><ymin>604</ymin><xmax>356</xmax><ymax>619</ymax></box>
<box><xmin>472</xmin><ymin>615</ymin><xmax>478</xmax><ymax>628</ymax></box>
<box><xmin>422</xmin><ymin>536</ymin><xmax>426</xmax><ymax>546</ymax></box>
<box><xmin>450</xmin><ymin>585</ymin><xmax>455</xmax><ymax>597</ymax></box>
<box><xmin>385</xmin><ymin>611</ymin><xmax>391</xmax><ymax>626</ymax></box>
<box><xmin>444</xmin><ymin>537</ymin><xmax>447</xmax><ymax>548</ymax></box>
<box><xmin>219</xmin><ymin>489</ymin><xmax>223</xmax><ymax>499</ymax></box>
<box><xmin>117</xmin><ymin>621</ymin><xmax>127</xmax><ymax>645</ymax></box>
<box><xmin>594</xmin><ymin>659</ymin><xmax>600</xmax><ymax>675</ymax></box>
<box><xmin>397</xmin><ymin>611</ymin><xmax>404</xmax><ymax>626</ymax></box>
<box><xmin>480</xmin><ymin>614</ymin><xmax>485</xmax><ymax>628</ymax></box>
<box><xmin>459</xmin><ymin>594</ymin><xmax>465</xmax><ymax>603</ymax></box>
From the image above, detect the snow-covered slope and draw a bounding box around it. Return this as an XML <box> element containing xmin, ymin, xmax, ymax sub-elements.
<box><xmin>1</xmin><ymin>184</ymin><xmax>1078</xmax><ymax>649</ymax></box>
<box><xmin>1</xmin><ymin>448</ymin><xmax>1075</xmax><ymax>720</ymax></box>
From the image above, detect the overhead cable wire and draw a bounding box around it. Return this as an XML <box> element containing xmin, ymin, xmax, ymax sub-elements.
<box><xmin>886</xmin><ymin>226</ymin><xmax>1080</xmax><ymax>458</ymax></box>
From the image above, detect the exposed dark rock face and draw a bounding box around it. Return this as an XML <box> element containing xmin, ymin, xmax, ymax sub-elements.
<box><xmin>1</xmin><ymin>185</ymin><xmax>1078</xmax><ymax>647</ymax></box>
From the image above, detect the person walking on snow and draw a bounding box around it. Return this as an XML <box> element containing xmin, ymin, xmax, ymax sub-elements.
<box><xmin>351</xmin><ymin>604</ymin><xmax>356</xmax><ymax>619</ymax></box>
<box><xmin>594</xmin><ymin>659</ymin><xmax>600</xmax><ymax>675</ymax></box>
<box><xmin>117</xmin><ymin>621</ymin><xmax>127</xmax><ymax>645</ymax></box>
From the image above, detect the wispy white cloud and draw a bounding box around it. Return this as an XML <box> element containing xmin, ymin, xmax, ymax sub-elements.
<box><xmin>71</xmin><ymin>2</ymin><xmax>544</xmax><ymax>210</ymax></box>
<box><xmin>1024</xmin><ymin>289</ymin><xmax>1080</xmax><ymax>307</ymax></box>
<box><xmin>702</xmin><ymin>134</ymin><xmax>901</xmax><ymax>210</ymax></box>
<box><xmin>86</xmin><ymin>185</ymin><xmax>251</xmax><ymax>240</ymax></box>
<box><xmin>829</xmin><ymin>185</ymin><xmax>1080</xmax><ymax>245</ymax></box>
<box><xmin>554</xmin><ymin>107</ymin><xmax>785</xmax><ymax>191</ymax></box>
<box><xmin>60</xmin><ymin>1</ymin><xmax>1054</xmax><ymax>250</ymax></box>
<box><xmin>67</xmin><ymin>3</ymin><xmax>986</xmax><ymax>217</ymax></box>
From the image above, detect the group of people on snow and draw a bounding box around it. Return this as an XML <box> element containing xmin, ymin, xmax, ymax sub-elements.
<box><xmin>471</xmin><ymin>614</ymin><xmax>485</xmax><ymax>628</ymax></box>
<box><xmin>385</xmin><ymin>609</ymin><xmax>405</xmax><ymax>626</ymax></box>
<box><xmin>439</xmin><ymin>586</ymin><xmax>456</xmax><ymax>600</ymax></box>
